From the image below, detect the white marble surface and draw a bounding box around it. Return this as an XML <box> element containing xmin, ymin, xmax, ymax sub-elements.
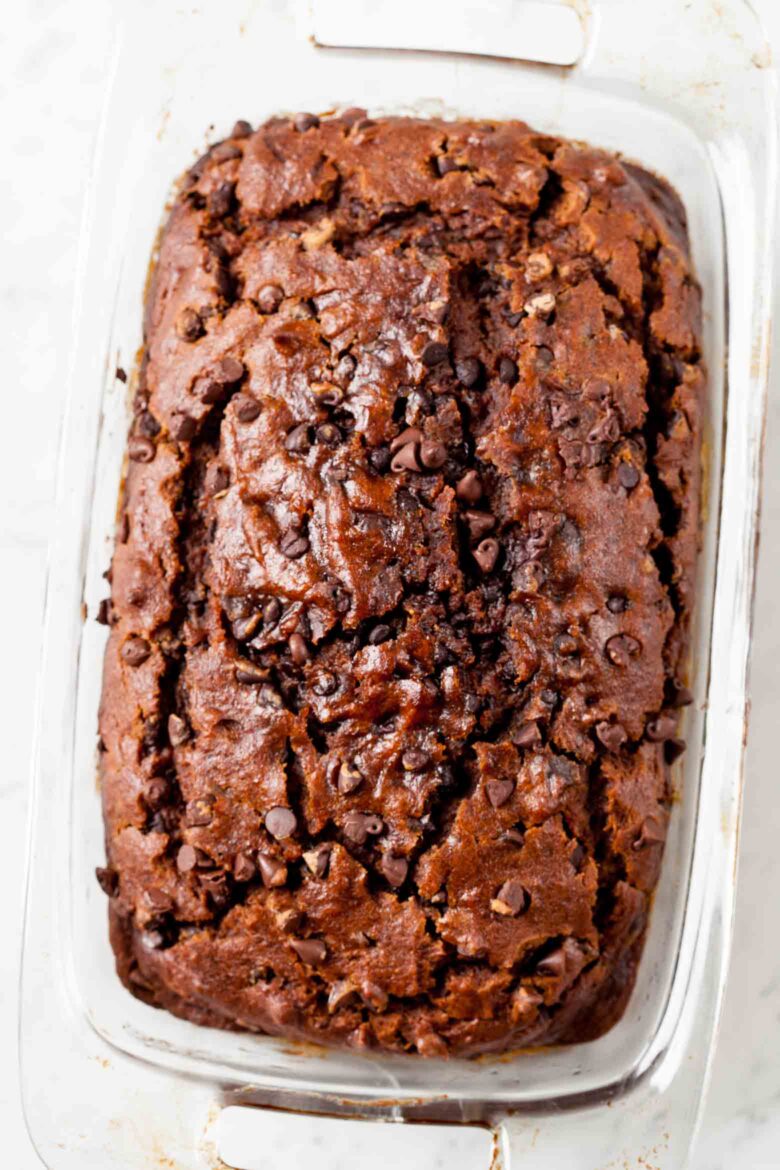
<box><xmin>2</xmin><ymin>1</ymin><xmax>779</xmax><ymax>1165</ymax></box>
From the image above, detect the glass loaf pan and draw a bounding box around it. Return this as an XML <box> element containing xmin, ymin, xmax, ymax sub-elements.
<box><xmin>20</xmin><ymin>1</ymin><xmax>777</xmax><ymax>1166</ymax></box>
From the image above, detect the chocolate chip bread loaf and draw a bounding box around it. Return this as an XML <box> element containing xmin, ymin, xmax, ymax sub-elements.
<box><xmin>96</xmin><ymin>111</ymin><xmax>703</xmax><ymax>1057</ymax></box>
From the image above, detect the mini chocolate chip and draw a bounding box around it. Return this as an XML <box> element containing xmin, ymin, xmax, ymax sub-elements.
<box><xmin>463</xmin><ymin>509</ymin><xmax>495</xmax><ymax>540</ymax></box>
<box><xmin>337</xmin><ymin>761</ymin><xmax>364</xmax><ymax>794</ymax></box>
<box><xmin>491</xmin><ymin>878</ymin><xmax>528</xmax><ymax>917</ymax></box>
<box><xmin>391</xmin><ymin>442</ymin><xmax>423</xmax><ymax>473</ymax></box>
<box><xmin>294</xmin><ymin>111</ymin><xmax>320</xmax><ymax>132</ymax></box>
<box><xmin>279</xmin><ymin>529</ymin><xmax>309</xmax><ymax>558</ymax></box>
<box><xmin>232</xmin><ymin>119</ymin><xmax>253</xmax><ymax>137</ymax></box>
<box><xmin>96</xmin><ymin>598</ymin><xmax>111</xmax><ymax>626</ymax></box>
<box><xmin>214</xmin><ymin>356</ymin><xmax>245</xmax><ymax>384</ymax></box>
<box><xmin>136</xmin><ymin>412</ymin><xmax>160</xmax><ymax>438</ymax></box>
<box><xmin>145</xmin><ymin>887</ymin><xmax>173</xmax><ymax>913</ymax></box>
<box><xmin>605</xmin><ymin>633</ymin><xmax>642</xmax><ymax>666</ymax></box>
<box><xmin>184</xmin><ymin>797</ymin><xmax>215</xmax><ymax>827</ymax></box>
<box><xmin>435</xmin><ymin>154</ymin><xmax>458</xmax><ymax>176</ymax></box>
<box><xmin>312</xmin><ymin>670</ymin><xmax>338</xmax><ymax>696</ymax></box>
<box><xmin>211</xmin><ymin>141</ymin><xmax>242</xmax><ymax>163</ymax></box>
<box><xmin>456</xmin><ymin>470</ymin><xmax>483</xmax><ymax>504</ymax></box>
<box><xmin>513</xmin><ymin>720</ymin><xmax>541</xmax><ymax>747</ymax></box>
<box><xmin>343</xmin><ymin>811</ymin><xmax>383</xmax><ymax>845</ymax></box>
<box><xmin>207</xmin><ymin>181</ymin><xmax>236</xmax><ymax>219</ymax></box>
<box><xmin>277</xmin><ymin>908</ymin><xmax>305</xmax><ymax>934</ymax></box>
<box><xmin>288</xmin><ymin>632</ymin><xmax>310</xmax><ymax>665</ymax></box>
<box><xmin>633</xmin><ymin>813</ymin><xmax>666</xmax><ymax>850</ymax></box>
<box><xmin>173</xmin><ymin>415</ymin><xmax>197</xmax><ymax>441</ymax></box>
<box><xmin>455</xmin><ymin>356</ymin><xmax>482</xmax><ymax>388</ymax></box>
<box><xmin>235</xmin><ymin>661</ymin><xmax>269</xmax><ymax>685</ymax></box>
<box><xmin>285</xmin><ymin>423</ymin><xmax>311</xmax><ymax>452</ymax></box>
<box><xmin>233</xmin><ymin>852</ymin><xmax>256</xmax><ymax>882</ymax></box>
<box><xmin>291</xmin><ymin>938</ymin><xmax>327</xmax><ymax>965</ymax></box>
<box><xmin>302</xmin><ymin>844</ymin><xmax>331</xmax><ymax>878</ymax></box>
<box><xmin>168</xmin><ymin>713</ymin><xmax>189</xmax><ymax>746</ymax></box>
<box><xmin>95</xmin><ymin>866</ymin><xmax>118</xmax><ymax>897</ymax></box>
<box><xmin>121</xmin><ymin>636</ymin><xmax>151</xmax><ymax>666</ymax></box>
<box><xmin>176</xmin><ymin>307</ymin><xmax>204</xmax><ymax>341</ymax></box>
<box><xmin>199</xmin><ymin>378</ymin><xmax>227</xmax><ymax>405</ymax></box>
<box><xmin>328</xmin><ymin>980</ymin><xmax>358</xmax><ymax>1011</ymax></box>
<box><xmin>540</xmin><ymin>688</ymin><xmax>559</xmax><ymax>706</ymax></box>
<box><xmin>617</xmin><ymin>462</ymin><xmax>640</xmax><ymax>490</ymax></box>
<box><xmin>369</xmin><ymin>448</ymin><xmax>391</xmax><ymax>473</ymax></box>
<box><xmin>256</xmin><ymin>283</ymin><xmax>284</xmax><ymax>313</ymax></box>
<box><xmin>390</xmin><ymin>426</ymin><xmax>422</xmax><ymax>453</ymax></box>
<box><xmin>128</xmin><ymin>435</ymin><xmax>156</xmax><ymax>463</ymax></box>
<box><xmin>367</xmin><ymin>624</ymin><xmax>392</xmax><ymax>645</ymax></box>
<box><xmin>419</xmin><ymin>439</ymin><xmax>447</xmax><ymax>469</ymax></box>
<box><xmin>665</xmin><ymin>737</ymin><xmax>686</xmax><ymax>764</ymax></box>
<box><xmin>607</xmin><ymin>594</ymin><xmax>627</xmax><ymax>613</ymax></box>
<box><xmin>224</xmin><ymin>594</ymin><xmax>253</xmax><ymax>621</ymax></box>
<box><xmin>595</xmin><ymin>720</ymin><xmax>627</xmax><ymax>751</ymax></box>
<box><xmin>235</xmin><ymin>395</ymin><xmax>261</xmax><ymax>422</ymax></box>
<box><xmin>537</xmin><ymin>946</ymin><xmax>566</xmax><ymax>977</ymax></box>
<box><xmin>498</xmin><ymin>356</ymin><xmax>518</xmax><ymax>386</ymax></box>
<box><xmin>177</xmin><ymin>843</ymin><xmax>200</xmax><ymax>873</ymax></box>
<box><xmin>486</xmin><ymin>778</ymin><xmax>515</xmax><ymax>808</ymax></box>
<box><xmin>115</xmin><ymin>366</ymin><xmax>127</xmax><ymax>382</ymax></box>
<box><xmin>263</xmin><ymin>597</ymin><xmax>282</xmax><ymax>624</ymax></box>
<box><xmin>473</xmin><ymin>538</ymin><xmax>500</xmax><ymax>573</ymax></box>
<box><xmin>381</xmin><ymin>854</ymin><xmax>409</xmax><ymax>888</ymax></box>
<box><xmin>265</xmin><ymin>806</ymin><xmax>297</xmax><ymax>840</ymax></box>
<box><xmin>646</xmin><ymin>713</ymin><xmax>678</xmax><ymax>742</ymax></box>
<box><xmin>232</xmin><ymin>612</ymin><xmax>262</xmax><ymax>640</ymax></box>
<box><xmin>257</xmin><ymin>853</ymin><xmax>288</xmax><ymax>887</ymax></box>
<box><xmin>401</xmin><ymin>747</ymin><xmax>430</xmax><ymax>771</ymax></box>
<box><xmin>420</xmin><ymin>340</ymin><xmax>449</xmax><ymax>367</ymax></box>
<box><xmin>670</xmin><ymin>681</ymin><xmax>694</xmax><ymax>707</ymax></box>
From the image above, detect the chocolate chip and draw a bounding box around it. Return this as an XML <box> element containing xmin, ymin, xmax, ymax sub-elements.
<box><xmin>145</xmin><ymin>887</ymin><xmax>173</xmax><ymax>913</ymax></box>
<box><xmin>665</xmin><ymin>737</ymin><xmax>686</xmax><ymax>764</ymax></box>
<box><xmin>199</xmin><ymin>869</ymin><xmax>230</xmax><ymax>908</ymax></box>
<box><xmin>632</xmin><ymin>813</ymin><xmax>666</xmax><ymax>850</ymax></box>
<box><xmin>401</xmin><ymin>747</ymin><xmax>430</xmax><ymax>771</ymax></box>
<box><xmin>235</xmin><ymin>395</ymin><xmax>261</xmax><ymax>422</ymax></box>
<box><xmin>257</xmin><ymin>853</ymin><xmax>288</xmax><ymax>887</ymax></box>
<box><xmin>455</xmin><ymin>356</ymin><xmax>483</xmax><ymax>388</ymax></box>
<box><xmin>512</xmin><ymin>720</ymin><xmax>541</xmax><ymax>748</ymax></box>
<box><xmin>381</xmin><ymin>854</ymin><xmax>409</xmax><ymax>888</ymax></box>
<box><xmin>390</xmin><ymin>442</ymin><xmax>422</xmax><ymax>473</ymax></box>
<box><xmin>173</xmin><ymin>415</ymin><xmax>197</xmax><ymax>441</ymax></box>
<box><xmin>595</xmin><ymin>720</ymin><xmax>627</xmax><ymax>751</ymax></box>
<box><xmin>390</xmin><ymin>426</ymin><xmax>422</xmax><ymax>453</ymax></box>
<box><xmin>277</xmin><ymin>908</ymin><xmax>306</xmax><ymax>934</ymax></box>
<box><xmin>263</xmin><ymin>597</ymin><xmax>282</xmax><ymax>624</ymax></box>
<box><xmin>367</xmin><ymin>624</ymin><xmax>392</xmax><ymax>646</ymax></box>
<box><xmin>96</xmin><ymin>598</ymin><xmax>111</xmax><ymax>626</ymax></box>
<box><xmin>115</xmin><ymin>366</ymin><xmax>127</xmax><ymax>383</ymax></box>
<box><xmin>473</xmin><ymin>538</ymin><xmax>500</xmax><ymax>573</ymax></box>
<box><xmin>232</xmin><ymin>612</ymin><xmax>262</xmax><ymax>640</ymax></box>
<box><xmin>145</xmin><ymin>777</ymin><xmax>169</xmax><ymax>810</ymax></box>
<box><xmin>213</xmin><ymin>265</ymin><xmax>234</xmax><ymax>300</ymax></box>
<box><xmin>291</xmin><ymin>938</ymin><xmax>327</xmax><ymax>965</ymax></box>
<box><xmin>537</xmin><ymin>946</ymin><xmax>566</xmax><ymax>977</ymax></box>
<box><xmin>343</xmin><ymin>811</ymin><xmax>383</xmax><ymax>845</ymax></box>
<box><xmin>176</xmin><ymin>307</ymin><xmax>204</xmax><ymax>341</ymax></box>
<box><xmin>605</xmin><ymin>633</ymin><xmax>642</xmax><ymax>666</ymax></box>
<box><xmin>646</xmin><ymin>713</ymin><xmax>678</xmax><ymax>742</ymax></box>
<box><xmin>128</xmin><ymin>435</ymin><xmax>156</xmax><ymax>463</ymax></box>
<box><xmin>486</xmin><ymin>778</ymin><xmax>515</xmax><ymax>808</ymax></box>
<box><xmin>121</xmin><ymin>636</ymin><xmax>151</xmax><ymax>666</ymax></box>
<box><xmin>95</xmin><ymin>866</ymin><xmax>118</xmax><ymax>897</ymax></box>
<box><xmin>369</xmin><ymin>446</ymin><xmax>391</xmax><ymax>473</ymax></box>
<box><xmin>669</xmin><ymin>681</ymin><xmax>694</xmax><ymax>707</ymax></box>
<box><xmin>606</xmin><ymin>594</ymin><xmax>627</xmax><ymax>613</ymax></box>
<box><xmin>419</xmin><ymin>439</ymin><xmax>447</xmax><ymax>469</ymax></box>
<box><xmin>463</xmin><ymin>509</ymin><xmax>495</xmax><ymax>540</ymax></box>
<box><xmin>210</xmin><ymin>141</ymin><xmax>242</xmax><ymax>163</ymax></box>
<box><xmin>199</xmin><ymin>378</ymin><xmax>227</xmax><ymax>405</ymax></box>
<box><xmin>302</xmin><ymin>844</ymin><xmax>331</xmax><ymax>878</ymax></box>
<box><xmin>294</xmin><ymin>111</ymin><xmax>320</xmax><ymax>132</ymax></box>
<box><xmin>256</xmin><ymin>283</ymin><xmax>284</xmax><ymax>313</ymax></box>
<box><xmin>232</xmin><ymin>119</ymin><xmax>253</xmax><ymax>138</ymax></box>
<box><xmin>420</xmin><ymin>340</ymin><xmax>449</xmax><ymax>367</ymax></box>
<box><xmin>184</xmin><ymin>796</ymin><xmax>215</xmax><ymax>827</ymax></box>
<box><xmin>328</xmin><ymin>980</ymin><xmax>358</xmax><ymax>1011</ymax></box>
<box><xmin>235</xmin><ymin>661</ymin><xmax>269</xmax><ymax>685</ymax></box>
<box><xmin>337</xmin><ymin>761</ymin><xmax>363</xmax><ymax>794</ymax></box>
<box><xmin>498</xmin><ymin>356</ymin><xmax>518</xmax><ymax>386</ymax></box>
<box><xmin>214</xmin><ymin>356</ymin><xmax>245</xmax><ymax>384</ymax></box>
<box><xmin>491</xmin><ymin>878</ymin><xmax>528</xmax><ymax>917</ymax></box>
<box><xmin>177</xmin><ymin>843</ymin><xmax>201</xmax><ymax>873</ymax></box>
<box><xmin>168</xmin><ymin>713</ymin><xmax>190</xmax><ymax>746</ymax></box>
<box><xmin>279</xmin><ymin>529</ymin><xmax>309</xmax><ymax>558</ymax></box>
<box><xmin>617</xmin><ymin>462</ymin><xmax>640</xmax><ymax>490</ymax></box>
<box><xmin>435</xmin><ymin>155</ymin><xmax>458</xmax><ymax>176</ymax></box>
<box><xmin>207</xmin><ymin>181</ymin><xmax>236</xmax><ymax>218</ymax></box>
<box><xmin>312</xmin><ymin>670</ymin><xmax>338</xmax><ymax>696</ymax></box>
<box><xmin>265</xmin><ymin>806</ymin><xmax>297</xmax><ymax>840</ymax></box>
<box><xmin>455</xmin><ymin>470</ymin><xmax>483</xmax><ymax>503</ymax></box>
<box><xmin>540</xmin><ymin>688</ymin><xmax>559</xmax><ymax>706</ymax></box>
<box><xmin>288</xmin><ymin>632</ymin><xmax>310</xmax><ymax>665</ymax></box>
<box><xmin>233</xmin><ymin>852</ymin><xmax>256</xmax><ymax>882</ymax></box>
<box><xmin>285</xmin><ymin>423</ymin><xmax>311</xmax><ymax>452</ymax></box>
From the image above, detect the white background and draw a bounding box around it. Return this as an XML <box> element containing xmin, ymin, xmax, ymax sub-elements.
<box><xmin>2</xmin><ymin>2</ymin><xmax>779</xmax><ymax>1166</ymax></box>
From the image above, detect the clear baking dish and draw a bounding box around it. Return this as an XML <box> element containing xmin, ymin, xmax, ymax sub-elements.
<box><xmin>20</xmin><ymin>1</ymin><xmax>776</xmax><ymax>1166</ymax></box>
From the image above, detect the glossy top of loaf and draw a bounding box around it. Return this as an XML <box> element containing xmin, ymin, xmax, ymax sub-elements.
<box><xmin>97</xmin><ymin>111</ymin><xmax>703</xmax><ymax>1057</ymax></box>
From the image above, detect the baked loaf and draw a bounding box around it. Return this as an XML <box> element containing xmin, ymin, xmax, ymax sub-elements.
<box><xmin>97</xmin><ymin>112</ymin><xmax>703</xmax><ymax>1058</ymax></box>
